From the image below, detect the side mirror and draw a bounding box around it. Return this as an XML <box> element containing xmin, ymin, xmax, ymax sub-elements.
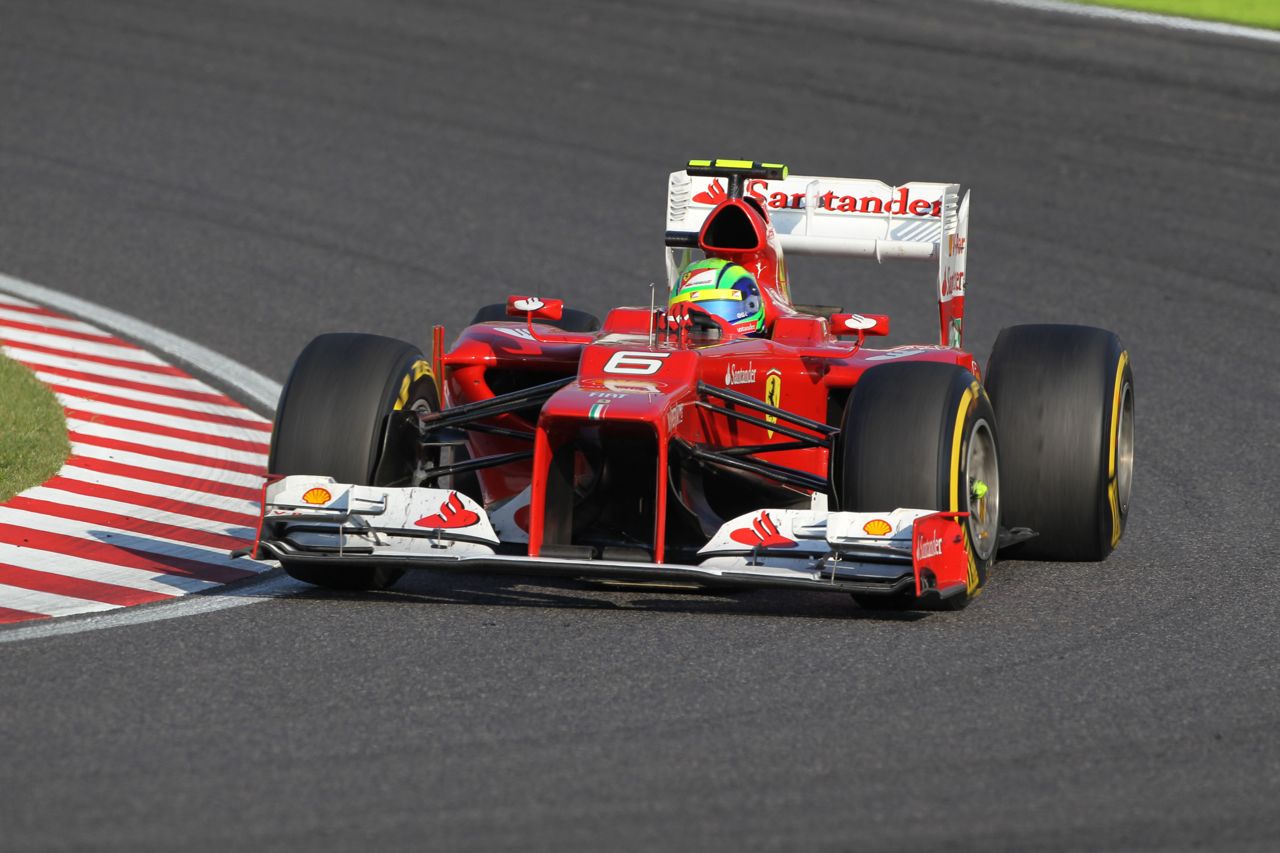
<box><xmin>506</xmin><ymin>295</ymin><xmax>564</xmax><ymax>323</ymax></box>
<box><xmin>831</xmin><ymin>313</ymin><xmax>890</xmax><ymax>337</ymax></box>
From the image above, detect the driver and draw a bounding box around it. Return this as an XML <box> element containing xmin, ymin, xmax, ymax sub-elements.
<box><xmin>669</xmin><ymin>258</ymin><xmax>767</xmax><ymax>337</ymax></box>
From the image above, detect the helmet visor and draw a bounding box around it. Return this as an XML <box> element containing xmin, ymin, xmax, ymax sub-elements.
<box><xmin>670</xmin><ymin>288</ymin><xmax>755</xmax><ymax>324</ymax></box>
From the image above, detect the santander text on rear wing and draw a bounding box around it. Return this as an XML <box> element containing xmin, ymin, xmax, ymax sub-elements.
<box><xmin>665</xmin><ymin>162</ymin><xmax>971</xmax><ymax>347</ymax></box>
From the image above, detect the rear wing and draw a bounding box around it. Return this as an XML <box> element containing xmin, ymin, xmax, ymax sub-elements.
<box><xmin>665</xmin><ymin>167</ymin><xmax>971</xmax><ymax>347</ymax></box>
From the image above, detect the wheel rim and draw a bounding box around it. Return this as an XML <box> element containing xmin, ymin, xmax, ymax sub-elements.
<box><xmin>1116</xmin><ymin>381</ymin><xmax>1134</xmax><ymax>514</ymax></box>
<box><xmin>966</xmin><ymin>419</ymin><xmax>999</xmax><ymax>561</ymax></box>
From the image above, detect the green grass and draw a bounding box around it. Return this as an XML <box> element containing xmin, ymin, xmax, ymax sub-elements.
<box><xmin>1074</xmin><ymin>0</ymin><xmax>1280</xmax><ymax>28</ymax></box>
<box><xmin>0</xmin><ymin>353</ymin><xmax>69</xmax><ymax>503</ymax></box>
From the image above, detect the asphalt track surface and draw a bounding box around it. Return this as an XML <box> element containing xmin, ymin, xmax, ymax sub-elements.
<box><xmin>2</xmin><ymin>1</ymin><xmax>1278</xmax><ymax>850</ymax></box>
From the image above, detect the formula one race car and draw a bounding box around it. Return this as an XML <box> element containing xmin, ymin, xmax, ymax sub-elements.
<box><xmin>252</xmin><ymin>160</ymin><xmax>1135</xmax><ymax>610</ymax></box>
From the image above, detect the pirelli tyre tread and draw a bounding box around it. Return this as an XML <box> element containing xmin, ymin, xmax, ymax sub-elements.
<box><xmin>985</xmin><ymin>324</ymin><xmax>1133</xmax><ymax>562</ymax></box>
<box><xmin>470</xmin><ymin>303</ymin><xmax>601</xmax><ymax>333</ymax></box>
<box><xmin>836</xmin><ymin>362</ymin><xmax>999</xmax><ymax>610</ymax></box>
<box><xmin>269</xmin><ymin>332</ymin><xmax>439</xmax><ymax>591</ymax></box>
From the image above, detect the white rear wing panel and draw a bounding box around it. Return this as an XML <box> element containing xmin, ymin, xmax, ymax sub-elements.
<box><xmin>665</xmin><ymin>170</ymin><xmax>972</xmax><ymax>345</ymax></box>
<box><xmin>667</xmin><ymin>171</ymin><xmax>967</xmax><ymax>260</ymax></box>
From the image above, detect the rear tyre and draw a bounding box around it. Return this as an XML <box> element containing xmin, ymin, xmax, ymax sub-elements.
<box><xmin>469</xmin><ymin>303</ymin><xmax>601</xmax><ymax>333</ymax></box>
<box><xmin>836</xmin><ymin>362</ymin><xmax>1000</xmax><ymax>610</ymax></box>
<box><xmin>269</xmin><ymin>333</ymin><xmax>439</xmax><ymax>590</ymax></box>
<box><xmin>985</xmin><ymin>324</ymin><xmax>1134</xmax><ymax>561</ymax></box>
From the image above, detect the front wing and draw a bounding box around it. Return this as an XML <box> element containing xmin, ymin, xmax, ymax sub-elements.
<box><xmin>252</xmin><ymin>476</ymin><xmax>972</xmax><ymax>602</ymax></box>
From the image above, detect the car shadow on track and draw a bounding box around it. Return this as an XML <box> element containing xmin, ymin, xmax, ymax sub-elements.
<box><xmin>287</xmin><ymin>570</ymin><xmax>930</xmax><ymax>622</ymax></box>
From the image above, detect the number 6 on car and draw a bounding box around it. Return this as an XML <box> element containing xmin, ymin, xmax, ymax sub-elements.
<box><xmin>602</xmin><ymin>351</ymin><xmax>671</xmax><ymax>375</ymax></box>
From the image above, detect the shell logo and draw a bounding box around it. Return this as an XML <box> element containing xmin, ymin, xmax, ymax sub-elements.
<box><xmin>302</xmin><ymin>487</ymin><xmax>333</xmax><ymax>505</ymax></box>
<box><xmin>862</xmin><ymin>518</ymin><xmax>892</xmax><ymax>536</ymax></box>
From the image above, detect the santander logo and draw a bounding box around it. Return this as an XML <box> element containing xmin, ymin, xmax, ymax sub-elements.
<box><xmin>724</xmin><ymin>362</ymin><xmax>757</xmax><ymax>386</ymax></box>
<box><xmin>730</xmin><ymin>512</ymin><xmax>797</xmax><ymax>549</ymax></box>
<box><xmin>415</xmin><ymin>492</ymin><xmax>480</xmax><ymax>530</ymax></box>
<box><xmin>842</xmin><ymin>314</ymin><xmax>877</xmax><ymax>331</ymax></box>
<box><xmin>940</xmin><ymin>270</ymin><xmax>965</xmax><ymax>299</ymax></box>
<box><xmin>512</xmin><ymin>297</ymin><xmax>545</xmax><ymax>312</ymax></box>
<box><xmin>692</xmin><ymin>178</ymin><xmax>942</xmax><ymax>218</ymax></box>
<box><xmin>692</xmin><ymin>181</ymin><xmax>728</xmax><ymax>206</ymax></box>
<box><xmin>916</xmin><ymin>535</ymin><xmax>944</xmax><ymax>559</ymax></box>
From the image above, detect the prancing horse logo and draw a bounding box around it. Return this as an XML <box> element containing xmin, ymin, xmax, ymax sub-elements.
<box><xmin>764</xmin><ymin>370</ymin><xmax>781</xmax><ymax>438</ymax></box>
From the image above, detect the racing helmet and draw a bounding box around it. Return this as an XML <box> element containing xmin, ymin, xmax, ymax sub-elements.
<box><xmin>669</xmin><ymin>258</ymin><xmax>766</xmax><ymax>336</ymax></box>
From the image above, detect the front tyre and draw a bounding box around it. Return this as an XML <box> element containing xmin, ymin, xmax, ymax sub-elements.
<box><xmin>836</xmin><ymin>362</ymin><xmax>999</xmax><ymax>610</ymax></box>
<box><xmin>985</xmin><ymin>324</ymin><xmax>1134</xmax><ymax>561</ymax></box>
<box><xmin>269</xmin><ymin>333</ymin><xmax>438</xmax><ymax>590</ymax></box>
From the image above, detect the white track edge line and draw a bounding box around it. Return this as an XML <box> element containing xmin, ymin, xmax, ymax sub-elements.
<box><xmin>0</xmin><ymin>273</ymin><xmax>290</xmax><ymax>642</ymax></box>
<box><xmin>0</xmin><ymin>574</ymin><xmax>307</xmax><ymax>639</ymax></box>
<box><xmin>973</xmin><ymin>0</ymin><xmax>1280</xmax><ymax>44</ymax></box>
<box><xmin>0</xmin><ymin>273</ymin><xmax>281</xmax><ymax>410</ymax></box>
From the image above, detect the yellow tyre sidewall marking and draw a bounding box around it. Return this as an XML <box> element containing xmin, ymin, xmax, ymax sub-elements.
<box><xmin>1106</xmin><ymin>351</ymin><xmax>1129</xmax><ymax>547</ymax></box>
<box><xmin>949</xmin><ymin>381</ymin><xmax>982</xmax><ymax>596</ymax></box>
<box><xmin>394</xmin><ymin>359</ymin><xmax>435</xmax><ymax>411</ymax></box>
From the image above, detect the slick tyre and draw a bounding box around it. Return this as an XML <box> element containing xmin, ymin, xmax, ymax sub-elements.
<box><xmin>269</xmin><ymin>333</ymin><xmax>439</xmax><ymax>591</ymax></box>
<box><xmin>985</xmin><ymin>324</ymin><xmax>1134</xmax><ymax>561</ymax></box>
<box><xmin>836</xmin><ymin>362</ymin><xmax>1000</xmax><ymax>610</ymax></box>
<box><xmin>469</xmin><ymin>303</ymin><xmax>601</xmax><ymax>333</ymax></box>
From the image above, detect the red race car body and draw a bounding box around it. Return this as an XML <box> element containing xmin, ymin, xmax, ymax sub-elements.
<box><xmin>254</xmin><ymin>161</ymin><xmax>1134</xmax><ymax>611</ymax></box>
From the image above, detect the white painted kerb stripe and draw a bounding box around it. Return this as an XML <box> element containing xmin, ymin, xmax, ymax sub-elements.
<box><xmin>0</xmin><ymin>583</ymin><xmax>119</xmax><ymax>619</ymax></box>
<box><xmin>0</xmin><ymin>326</ymin><xmax>169</xmax><ymax>363</ymax></box>
<box><xmin>19</xmin><ymin>485</ymin><xmax>257</xmax><ymax>537</ymax></box>
<box><xmin>10</xmin><ymin>348</ymin><xmax>218</xmax><ymax>390</ymax></box>
<box><xmin>0</xmin><ymin>273</ymin><xmax>289</xmax><ymax>642</ymax></box>
<box><xmin>976</xmin><ymin>0</ymin><xmax>1280</xmax><ymax>45</ymax></box>
<box><xmin>36</xmin><ymin>371</ymin><xmax>266</xmax><ymax>418</ymax></box>
<box><xmin>0</xmin><ymin>540</ymin><xmax>222</xmax><ymax>596</ymax></box>
<box><xmin>0</xmin><ymin>305</ymin><xmax>124</xmax><ymax>337</ymax></box>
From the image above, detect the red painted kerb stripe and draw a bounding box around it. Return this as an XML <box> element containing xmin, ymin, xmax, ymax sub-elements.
<box><xmin>40</xmin><ymin>477</ymin><xmax>261</xmax><ymax>528</ymax></box>
<box><xmin>0</xmin><ymin>563</ymin><xmax>172</xmax><ymax>607</ymax></box>
<box><xmin>0</xmin><ymin>524</ymin><xmax>257</xmax><ymax>585</ymax></box>
<box><xmin>4</xmin><ymin>496</ymin><xmax>251</xmax><ymax>551</ymax></box>
<box><xmin>0</xmin><ymin>606</ymin><xmax>49</xmax><ymax>624</ymax></box>
<box><xmin>60</xmin><ymin>456</ymin><xmax>262</xmax><ymax>503</ymax></box>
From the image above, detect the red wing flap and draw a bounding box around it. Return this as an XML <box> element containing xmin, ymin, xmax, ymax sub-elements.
<box><xmin>912</xmin><ymin>511</ymin><xmax>968</xmax><ymax>598</ymax></box>
<box><xmin>246</xmin><ymin>473</ymin><xmax>286</xmax><ymax>559</ymax></box>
